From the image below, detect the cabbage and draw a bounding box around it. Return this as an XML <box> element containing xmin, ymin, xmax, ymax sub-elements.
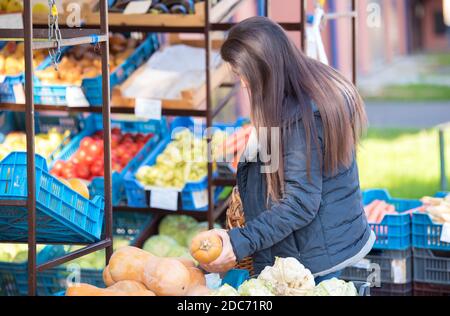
<box><xmin>258</xmin><ymin>257</ymin><xmax>315</xmax><ymax>296</ymax></box>
<box><xmin>211</xmin><ymin>284</ymin><xmax>239</xmax><ymax>296</ymax></box>
<box><xmin>238</xmin><ymin>279</ymin><xmax>274</xmax><ymax>296</ymax></box>
<box><xmin>307</xmin><ymin>278</ymin><xmax>358</xmax><ymax>296</ymax></box>
<box><xmin>158</xmin><ymin>215</ymin><xmax>198</xmax><ymax>246</ymax></box>
<box><xmin>143</xmin><ymin>235</ymin><xmax>179</xmax><ymax>257</ymax></box>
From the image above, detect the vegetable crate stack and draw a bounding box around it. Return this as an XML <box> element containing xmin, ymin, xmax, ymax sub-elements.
<box><xmin>412</xmin><ymin>192</ymin><xmax>450</xmax><ymax>296</ymax></box>
<box><xmin>341</xmin><ymin>189</ymin><xmax>421</xmax><ymax>296</ymax></box>
<box><xmin>125</xmin><ymin>117</ymin><xmax>245</xmax><ymax>211</ymax></box>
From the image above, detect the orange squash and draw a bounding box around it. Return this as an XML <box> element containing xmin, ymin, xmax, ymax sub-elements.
<box><xmin>143</xmin><ymin>257</ymin><xmax>190</xmax><ymax>296</ymax></box>
<box><xmin>190</xmin><ymin>231</ymin><xmax>222</xmax><ymax>264</ymax></box>
<box><xmin>67</xmin><ymin>178</ymin><xmax>90</xmax><ymax>199</ymax></box>
<box><xmin>188</xmin><ymin>267</ymin><xmax>206</xmax><ymax>288</ymax></box>
<box><xmin>187</xmin><ymin>285</ymin><xmax>212</xmax><ymax>296</ymax></box>
<box><xmin>66</xmin><ymin>283</ymin><xmax>155</xmax><ymax>296</ymax></box>
<box><xmin>107</xmin><ymin>280</ymin><xmax>147</xmax><ymax>292</ymax></box>
<box><xmin>108</xmin><ymin>246</ymin><xmax>154</xmax><ymax>283</ymax></box>
<box><xmin>176</xmin><ymin>257</ymin><xmax>196</xmax><ymax>268</ymax></box>
<box><xmin>103</xmin><ymin>265</ymin><xmax>115</xmax><ymax>287</ymax></box>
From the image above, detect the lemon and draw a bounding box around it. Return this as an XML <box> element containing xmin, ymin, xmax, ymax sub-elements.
<box><xmin>6</xmin><ymin>0</ymin><xmax>23</xmax><ymax>13</ymax></box>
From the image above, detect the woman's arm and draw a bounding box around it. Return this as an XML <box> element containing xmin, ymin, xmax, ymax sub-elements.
<box><xmin>229</xmin><ymin>122</ymin><xmax>323</xmax><ymax>262</ymax></box>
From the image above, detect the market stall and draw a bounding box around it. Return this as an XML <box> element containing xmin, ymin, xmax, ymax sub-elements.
<box><xmin>0</xmin><ymin>0</ymin><xmax>448</xmax><ymax>298</ymax></box>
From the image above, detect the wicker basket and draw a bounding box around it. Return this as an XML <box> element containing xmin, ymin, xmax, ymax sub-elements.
<box><xmin>226</xmin><ymin>186</ymin><xmax>255</xmax><ymax>277</ymax></box>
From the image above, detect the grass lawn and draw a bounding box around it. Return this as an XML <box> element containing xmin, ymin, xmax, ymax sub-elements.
<box><xmin>364</xmin><ymin>84</ymin><xmax>450</xmax><ymax>102</ymax></box>
<box><xmin>357</xmin><ymin>128</ymin><xmax>450</xmax><ymax>199</ymax></box>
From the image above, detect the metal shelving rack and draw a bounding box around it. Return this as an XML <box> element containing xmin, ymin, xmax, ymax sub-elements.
<box><xmin>0</xmin><ymin>0</ymin><xmax>113</xmax><ymax>296</ymax></box>
<box><xmin>0</xmin><ymin>0</ymin><xmax>359</xmax><ymax>294</ymax></box>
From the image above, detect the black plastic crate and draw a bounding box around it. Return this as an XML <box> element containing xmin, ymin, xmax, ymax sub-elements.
<box><xmin>341</xmin><ymin>249</ymin><xmax>412</xmax><ymax>284</ymax></box>
<box><xmin>414</xmin><ymin>282</ymin><xmax>450</xmax><ymax>296</ymax></box>
<box><xmin>371</xmin><ymin>282</ymin><xmax>413</xmax><ymax>296</ymax></box>
<box><xmin>413</xmin><ymin>248</ymin><xmax>450</xmax><ymax>285</ymax></box>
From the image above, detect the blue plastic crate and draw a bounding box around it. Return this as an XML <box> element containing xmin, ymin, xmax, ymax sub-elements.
<box><xmin>0</xmin><ymin>152</ymin><xmax>104</xmax><ymax>243</ymax></box>
<box><xmin>362</xmin><ymin>189</ymin><xmax>422</xmax><ymax>250</ymax></box>
<box><xmin>33</xmin><ymin>34</ymin><xmax>159</xmax><ymax>106</ymax></box>
<box><xmin>411</xmin><ymin>191</ymin><xmax>450</xmax><ymax>251</ymax></box>
<box><xmin>124</xmin><ymin>117</ymin><xmax>243</xmax><ymax>210</ymax></box>
<box><xmin>0</xmin><ymin>245</ymin><xmax>69</xmax><ymax>296</ymax></box>
<box><xmin>51</xmin><ymin>114</ymin><xmax>167</xmax><ymax>206</ymax></box>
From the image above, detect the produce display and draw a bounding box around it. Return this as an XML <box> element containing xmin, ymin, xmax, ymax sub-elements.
<box><xmin>0</xmin><ymin>0</ymin><xmax>22</xmax><ymax>14</ymax></box>
<box><xmin>35</xmin><ymin>34</ymin><xmax>138</xmax><ymax>85</ymax></box>
<box><xmin>0</xmin><ymin>42</ymin><xmax>47</xmax><ymax>76</ymax></box>
<box><xmin>364</xmin><ymin>200</ymin><xmax>397</xmax><ymax>223</ymax></box>
<box><xmin>51</xmin><ymin>128</ymin><xmax>153</xmax><ymax>181</ymax></box>
<box><xmin>0</xmin><ymin>129</ymin><xmax>70</xmax><ymax>162</ymax></box>
<box><xmin>66</xmin><ymin>246</ymin><xmax>204</xmax><ymax>296</ymax></box>
<box><xmin>419</xmin><ymin>194</ymin><xmax>450</xmax><ymax>224</ymax></box>
<box><xmin>212</xmin><ymin>257</ymin><xmax>358</xmax><ymax>297</ymax></box>
<box><xmin>135</xmin><ymin>129</ymin><xmax>227</xmax><ymax>189</ymax></box>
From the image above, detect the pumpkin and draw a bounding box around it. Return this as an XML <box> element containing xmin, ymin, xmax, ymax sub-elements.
<box><xmin>103</xmin><ymin>265</ymin><xmax>115</xmax><ymax>287</ymax></box>
<box><xmin>108</xmin><ymin>246</ymin><xmax>154</xmax><ymax>283</ymax></box>
<box><xmin>66</xmin><ymin>283</ymin><xmax>155</xmax><ymax>296</ymax></box>
<box><xmin>187</xmin><ymin>285</ymin><xmax>212</xmax><ymax>296</ymax></box>
<box><xmin>143</xmin><ymin>257</ymin><xmax>190</xmax><ymax>296</ymax></box>
<box><xmin>190</xmin><ymin>231</ymin><xmax>222</xmax><ymax>264</ymax></box>
<box><xmin>107</xmin><ymin>280</ymin><xmax>147</xmax><ymax>292</ymax></box>
<box><xmin>188</xmin><ymin>267</ymin><xmax>206</xmax><ymax>288</ymax></box>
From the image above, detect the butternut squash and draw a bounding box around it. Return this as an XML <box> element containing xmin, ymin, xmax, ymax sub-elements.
<box><xmin>188</xmin><ymin>267</ymin><xmax>206</xmax><ymax>288</ymax></box>
<box><xmin>107</xmin><ymin>280</ymin><xmax>147</xmax><ymax>292</ymax></box>
<box><xmin>176</xmin><ymin>257</ymin><xmax>196</xmax><ymax>268</ymax></box>
<box><xmin>66</xmin><ymin>283</ymin><xmax>155</xmax><ymax>296</ymax></box>
<box><xmin>187</xmin><ymin>285</ymin><xmax>212</xmax><ymax>296</ymax></box>
<box><xmin>103</xmin><ymin>265</ymin><xmax>115</xmax><ymax>287</ymax></box>
<box><xmin>108</xmin><ymin>246</ymin><xmax>154</xmax><ymax>283</ymax></box>
<box><xmin>143</xmin><ymin>257</ymin><xmax>190</xmax><ymax>296</ymax></box>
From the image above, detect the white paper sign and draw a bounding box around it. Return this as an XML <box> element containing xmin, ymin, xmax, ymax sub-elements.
<box><xmin>66</xmin><ymin>86</ymin><xmax>89</xmax><ymax>107</ymax></box>
<box><xmin>13</xmin><ymin>84</ymin><xmax>25</xmax><ymax>104</ymax></box>
<box><xmin>391</xmin><ymin>259</ymin><xmax>407</xmax><ymax>284</ymax></box>
<box><xmin>0</xmin><ymin>75</ymin><xmax>5</xmax><ymax>84</ymax></box>
<box><xmin>123</xmin><ymin>0</ymin><xmax>152</xmax><ymax>14</ymax></box>
<box><xmin>0</xmin><ymin>13</ymin><xmax>23</xmax><ymax>29</ymax></box>
<box><xmin>441</xmin><ymin>223</ymin><xmax>450</xmax><ymax>243</ymax></box>
<box><xmin>150</xmin><ymin>188</ymin><xmax>179</xmax><ymax>211</ymax></box>
<box><xmin>135</xmin><ymin>98</ymin><xmax>162</xmax><ymax>121</ymax></box>
<box><xmin>192</xmin><ymin>189</ymin><xmax>208</xmax><ymax>210</ymax></box>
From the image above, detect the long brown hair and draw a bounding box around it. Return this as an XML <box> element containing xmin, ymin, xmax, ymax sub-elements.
<box><xmin>221</xmin><ymin>16</ymin><xmax>367</xmax><ymax>202</ymax></box>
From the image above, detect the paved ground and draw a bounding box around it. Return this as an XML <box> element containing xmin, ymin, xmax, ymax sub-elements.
<box><xmin>365</xmin><ymin>101</ymin><xmax>450</xmax><ymax>129</ymax></box>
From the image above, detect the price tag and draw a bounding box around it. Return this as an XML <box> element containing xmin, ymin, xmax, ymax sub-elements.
<box><xmin>150</xmin><ymin>188</ymin><xmax>179</xmax><ymax>211</ymax></box>
<box><xmin>135</xmin><ymin>98</ymin><xmax>162</xmax><ymax>121</ymax></box>
<box><xmin>13</xmin><ymin>84</ymin><xmax>25</xmax><ymax>104</ymax></box>
<box><xmin>441</xmin><ymin>223</ymin><xmax>450</xmax><ymax>243</ymax></box>
<box><xmin>192</xmin><ymin>189</ymin><xmax>208</xmax><ymax>210</ymax></box>
<box><xmin>123</xmin><ymin>0</ymin><xmax>153</xmax><ymax>14</ymax></box>
<box><xmin>0</xmin><ymin>13</ymin><xmax>23</xmax><ymax>29</ymax></box>
<box><xmin>391</xmin><ymin>259</ymin><xmax>407</xmax><ymax>284</ymax></box>
<box><xmin>66</xmin><ymin>86</ymin><xmax>89</xmax><ymax>107</ymax></box>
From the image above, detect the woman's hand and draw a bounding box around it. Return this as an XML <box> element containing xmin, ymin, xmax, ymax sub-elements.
<box><xmin>200</xmin><ymin>229</ymin><xmax>237</xmax><ymax>273</ymax></box>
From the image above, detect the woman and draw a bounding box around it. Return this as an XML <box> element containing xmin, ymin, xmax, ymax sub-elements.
<box><xmin>202</xmin><ymin>17</ymin><xmax>375</xmax><ymax>283</ymax></box>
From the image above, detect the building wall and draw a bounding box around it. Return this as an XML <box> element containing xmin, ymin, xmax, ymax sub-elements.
<box><xmin>422</xmin><ymin>0</ymin><xmax>449</xmax><ymax>51</ymax></box>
